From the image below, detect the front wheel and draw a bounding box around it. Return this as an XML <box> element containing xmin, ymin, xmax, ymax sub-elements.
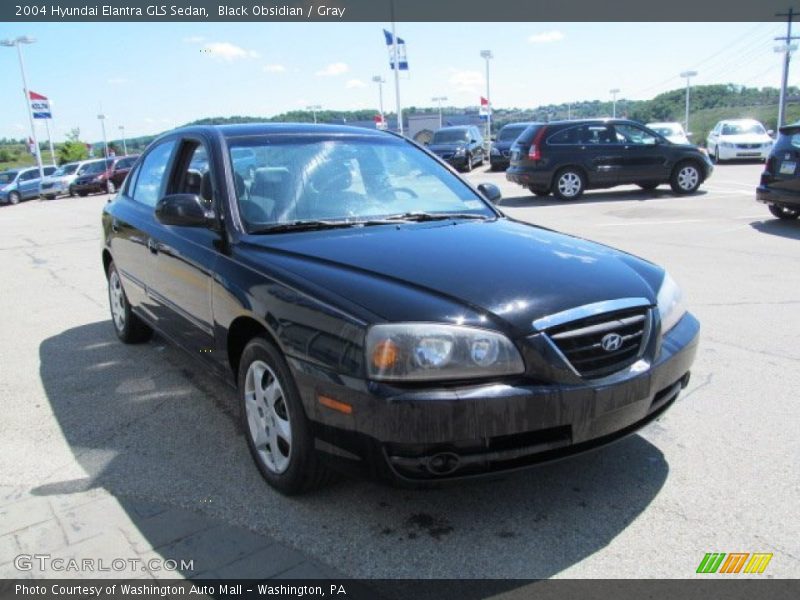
<box><xmin>553</xmin><ymin>168</ymin><xmax>586</xmax><ymax>201</ymax></box>
<box><xmin>8</xmin><ymin>191</ymin><xmax>20</xmax><ymax>205</ymax></box>
<box><xmin>769</xmin><ymin>204</ymin><xmax>800</xmax><ymax>220</ymax></box>
<box><xmin>107</xmin><ymin>262</ymin><xmax>153</xmax><ymax>343</ymax></box>
<box><xmin>78</xmin><ymin>192</ymin><xmax>88</xmax><ymax>197</ymax></box>
<box><xmin>670</xmin><ymin>162</ymin><xmax>702</xmax><ymax>194</ymax></box>
<box><xmin>464</xmin><ymin>154</ymin><xmax>473</xmax><ymax>172</ymax></box>
<box><xmin>239</xmin><ymin>337</ymin><xmax>332</xmax><ymax>495</ymax></box>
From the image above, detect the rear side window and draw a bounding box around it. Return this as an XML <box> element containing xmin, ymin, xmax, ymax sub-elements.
<box><xmin>131</xmin><ymin>141</ymin><xmax>176</xmax><ymax>207</ymax></box>
<box><xmin>516</xmin><ymin>125</ymin><xmax>544</xmax><ymax>144</ymax></box>
<box><xmin>784</xmin><ymin>132</ymin><xmax>800</xmax><ymax>148</ymax></box>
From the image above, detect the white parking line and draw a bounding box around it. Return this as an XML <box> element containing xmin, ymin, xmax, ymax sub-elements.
<box><xmin>596</xmin><ymin>219</ymin><xmax>711</xmax><ymax>227</ymax></box>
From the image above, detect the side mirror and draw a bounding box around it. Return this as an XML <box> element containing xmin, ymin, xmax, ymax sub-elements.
<box><xmin>155</xmin><ymin>193</ymin><xmax>214</xmax><ymax>227</ymax></box>
<box><xmin>686</xmin><ymin>132</ymin><xmax>693</xmax><ymax>138</ymax></box>
<box><xmin>477</xmin><ymin>183</ymin><xmax>502</xmax><ymax>204</ymax></box>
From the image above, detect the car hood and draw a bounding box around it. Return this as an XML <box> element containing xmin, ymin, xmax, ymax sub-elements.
<box><xmin>239</xmin><ymin>219</ymin><xmax>664</xmax><ymax>336</ymax></box>
<box><xmin>718</xmin><ymin>133</ymin><xmax>772</xmax><ymax>144</ymax></box>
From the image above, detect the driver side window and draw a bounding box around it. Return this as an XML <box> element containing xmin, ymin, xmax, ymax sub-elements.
<box><xmin>131</xmin><ymin>141</ymin><xmax>176</xmax><ymax>208</ymax></box>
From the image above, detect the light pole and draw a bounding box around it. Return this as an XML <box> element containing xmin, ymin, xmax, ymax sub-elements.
<box><xmin>118</xmin><ymin>125</ymin><xmax>127</xmax><ymax>155</ymax></box>
<box><xmin>609</xmin><ymin>88</ymin><xmax>620</xmax><ymax>118</ymax></box>
<box><xmin>1</xmin><ymin>36</ymin><xmax>43</xmax><ymax>179</ymax></box>
<box><xmin>97</xmin><ymin>113</ymin><xmax>108</xmax><ymax>158</ymax></box>
<box><xmin>306</xmin><ymin>104</ymin><xmax>321</xmax><ymax>124</ymax></box>
<box><xmin>372</xmin><ymin>76</ymin><xmax>385</xmax><ymax>124</ymax></box>
<box><xmin>431</xmin><ymin>96</ymin><xmax>447</xmax><ymax>128</ymax></box>
<box><xmin>480</xmin><ymin>50</ymin><xmax>493</xmax><ymax>144</ymax></box>
<box><xmin>775</xmin><ymin>44</ymin><xmax>798</xmax><ymax>128</ymax></box>
<box><xmin>680</xmin><ymin>71</ymin><xmax>698</xmax><ymax>134</ymax></box>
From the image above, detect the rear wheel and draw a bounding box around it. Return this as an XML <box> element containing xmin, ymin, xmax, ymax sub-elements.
<box><xmin>238</xmin><ymin>337</ymin><xmax>332</xmax><ymax>495</ymax></box>
<box><xmin>107</xmin><ymin>262</ymin><xmax>152</xmax><ymax>343</ymax></box>
<box><xmin>8</xmin><ymin>191</ymin><xmax>20</xmax><ymax>205</ymax></box>
<box><xmin>552</xmin><ymin>168</ymin><xmax>586</xmax><ymax>201</ymax></box>
<box><xmin>768</xmin><ymin>204</ymin><xmax>800</xmax><ymax>220</ymax></box>
<box><xmin>670</xmin><ymin>161</ymin><xmax>702</xmax><ymax>194</ymax></box>
<box><xmin>78</xmin><ymin>192</ymin><xmax>88</xmax><ymax>197</ymax></box>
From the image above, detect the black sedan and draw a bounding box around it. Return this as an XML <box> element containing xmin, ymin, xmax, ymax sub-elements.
<box><xmin>102</xmin><ymin>123</ymin><xmax>699</xmax><ymax>494</ymax></box>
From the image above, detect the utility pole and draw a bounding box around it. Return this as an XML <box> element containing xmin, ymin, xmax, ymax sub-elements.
<box><xmin>481</xmin><ymin>50</ymin><xmax>493</xmax><ymax>143</ymax></box>
<box><xmin>306</xmin><ymin>104</ymin><xmax>321</xmax><ymax>124</ymax></box>
<box><xmin>680</xmin><ymin>70</ymin><xmax>698</xmax><ymax>134</ymax></box>
<box><xmin>775</xmin><ymin>8</ymin><xmax>800</xmax><ymax>128</ymax></box>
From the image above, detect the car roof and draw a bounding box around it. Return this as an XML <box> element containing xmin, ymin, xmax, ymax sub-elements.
<box><xmin>718</xmin><ymin>118</ymin><xmax>762</xmax><ymax>124</ymax></box>
<box><xmin>501</xmin><ymin>122</ymin><xmax>538</xmax><ymax>128</ymax></box>
<box><xmin>174</xmin><ymin>123</ymin><xmax>390</xmax><ymax>139</ymax></box>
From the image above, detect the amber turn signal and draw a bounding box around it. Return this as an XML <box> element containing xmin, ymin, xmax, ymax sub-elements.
<box><xmin>371</xmin><ymin>339</ymin><xmax>399</xmax><ymax>370</ymax></box>
<box><xmin>318</xmin><ymin>395</ymin><xmax>353</xmax><ymax>415</ymax></box>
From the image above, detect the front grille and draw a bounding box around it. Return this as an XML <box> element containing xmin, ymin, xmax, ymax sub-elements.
<box><xmin>736</xmin><ymin>143</ymin><xmax>760</xmax><ymax>149</ymax></box>
<box><xmin>545</xmin><ymin>307</ymin><xmax>651</xmax><ymax>378</ymax></box>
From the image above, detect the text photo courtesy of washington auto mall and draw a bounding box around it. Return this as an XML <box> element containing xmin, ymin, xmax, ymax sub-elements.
<box><xmin>0</xmin><ymin>1</ymin><xmax>798</xmax><ymax>599</ymax></box>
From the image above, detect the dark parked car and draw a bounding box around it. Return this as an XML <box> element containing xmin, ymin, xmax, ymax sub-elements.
<box><xmin>102</xmin><ymin>123</ymin><xmax>699</xmax><ymax>495</ymax></box>
<box><xmin>0</xmin><ymin>165</ymin><xmax>56</xmax><ymax>204</ymax></box>
<box><xmin>756</xmin><ymin>121</ymin><xmax>800</xmax><ymax>221</ymax></box>
<box><xmin>427</xmin><ymin>125</ymin><xmax>485</xmax><ymax>171</ymax></box>
<box><xmin>490</xmin><ymin>122</ymin><xmax>538</xmax><ymax>171</ymax></box>
<box><xmin>506</xmin><ymin>119</ymin><xmax>713</xmax><ymax>200</ymax></box>
<box><xmin>72</xmin><ymin>155</ymin><xmax>139</xmax><ymax>196</ymax></box>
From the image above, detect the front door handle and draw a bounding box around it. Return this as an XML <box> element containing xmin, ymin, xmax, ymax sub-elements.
<box><xmin>147</xmin><ymin>238</ymin><xmax>159</xmax><ymax>254</ymax></box>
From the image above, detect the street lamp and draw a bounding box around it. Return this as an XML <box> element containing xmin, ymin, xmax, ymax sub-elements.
<box><xmin>97</xmin><ymin>113</ymin><xmax>108</xmax><ymax>158</ymax></box>
<box><xmin>609</xmin><ymin>88</ymin><xmax>620</xmax><ymax>118</ymax></box>
<box><xmin>680</xmin><ymin>70</ymin><xmax>698</xmax><ymax>134</ymax></box>
<box><xmin>306</xmin><ymin>104</ymin><xmax>322</xmax><ymax>124</ymax></box>
<box><xmin>118</xmin><ymin>125</ymin><xmax>127</xmax><ymax>155</ymax></box>
<box><xmin>1</xmin><ymin>36</ymin><xmax>44</xmax><ymax>179</ymax></box>
<box><xmin>431</xmin><ymin>96</ymin><xmax>447</xmax><ymax>128</ymax></box>
<box><xmin>372</xmin><ymin>76</ymin><xmax>385</xmax><ymax>125</ymax></box>
<box><xmin>480</xmin><ymin>50</ymin><xmax>493</xmax><ymax>144</ymax></box>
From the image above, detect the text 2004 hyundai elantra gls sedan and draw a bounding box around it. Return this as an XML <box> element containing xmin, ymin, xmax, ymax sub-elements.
<box><xmin>101</xmin><ymin>124</ymin><xmax>699</xmax><ymax>495</ymax></box>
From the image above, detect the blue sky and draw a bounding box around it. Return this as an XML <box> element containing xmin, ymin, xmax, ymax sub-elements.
<box><xmin>0</xmin><ymin>21</ymin><xmax>787</xmax><ymax>142</ymax></box>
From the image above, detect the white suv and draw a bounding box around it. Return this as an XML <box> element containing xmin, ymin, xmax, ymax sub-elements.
<box><xmin>706</xmin><ymin>119</ymin><xmax>773</xmax><ymax>163</ymax></box>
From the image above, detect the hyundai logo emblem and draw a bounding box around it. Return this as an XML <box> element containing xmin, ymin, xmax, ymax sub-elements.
<box><xmin>601</xmin><ymin>333</ymin><xmax>623</xmax><ymax>352</ymax></box>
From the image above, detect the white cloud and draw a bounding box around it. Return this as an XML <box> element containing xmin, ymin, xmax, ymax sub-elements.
<box><xmin>345</xmin><ymin>79</ymin><xmax>366</xmax><ymax>89</ymax></box>
<box><xmin>263</xmin><ymin>64</ymin><xmax>286</xmax><ymax>73</ymax></box>
<box><xmin>202</xmin><ymin>42</ymin><xmax>260</xmax><ymax>61</ymax></box>
<box><xmin>107</xmin><ymin>77</ymin><xmax>128</xmax><ymax>85</ymax></box>
<box><xmin>448</xmin><ymin>69</ymin><xmax>484</xmax><ymax>94</ymax></box>
<box><xmin>315</xmin><ymin>62</ymin><xmax>349</xmax><ymax>77</ymax></box>
<box><xmin>182</xmin><ymin>36</ymin><xmax>205</xmax><ymax>43</ymax></box>
<box><xmin>528</xmin><ymin>30</ymin><xmax>565</xmax><ymax>44</ymax></box>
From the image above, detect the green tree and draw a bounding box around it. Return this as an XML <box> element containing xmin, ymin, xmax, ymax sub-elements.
<box><xmin>57</xmin><ymin>140</ymin><xmax>89</xmax><ymax>164</ymax></box>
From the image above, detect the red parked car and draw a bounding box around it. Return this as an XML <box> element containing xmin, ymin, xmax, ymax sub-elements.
<box><xmin>72</xmin><ymin>155</ymin><xmax>139</xmax><ymax>196</ymax></box>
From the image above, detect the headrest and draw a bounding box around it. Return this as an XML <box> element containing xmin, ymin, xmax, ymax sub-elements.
<box><xmin>309</xmin><ymin>161</ymin><xmax>352</xmax><ymax>193</ymax></box>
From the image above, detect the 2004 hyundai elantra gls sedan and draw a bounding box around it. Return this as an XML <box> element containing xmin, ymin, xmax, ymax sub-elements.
<box><xmin>102</xmin><ymin>124</ymin><xmax>699</xmax><ymax>495</ymax></box>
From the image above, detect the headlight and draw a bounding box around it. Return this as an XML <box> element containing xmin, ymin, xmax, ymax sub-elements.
<box><xmin>455</xmin><ymin>147</ymin><xmax>466</xmax><ymax>156</ymax></box>
<box><xmin>657</xmin><ymin>272</ymin><xmax>687</xmax><ymax>334</ymax></box>
<box><xmin>366</xmin><ymin>323</ymin><xmax>525</xmax><ymax>382</ymax></box>
<box><xmin>721</xmin><ymin>141</ymin><xmax>735</xmax><ymax>148</ymax></box>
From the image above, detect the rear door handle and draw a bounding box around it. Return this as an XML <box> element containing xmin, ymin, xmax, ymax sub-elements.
<box><xmin>147</xmin><ymin>238</ymin><xmax>159</xmax><ymax>254</ymax></box>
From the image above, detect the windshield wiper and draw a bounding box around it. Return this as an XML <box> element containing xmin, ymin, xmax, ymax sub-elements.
<box><xmin>248</xmin><ymin>219</ymin><xmax>401</xmax><ymax>234</ymax></box>
<box><xmin>382</xmin><ymin>212</ymin><xmax>491</xmax><ymax>222</ymax></box>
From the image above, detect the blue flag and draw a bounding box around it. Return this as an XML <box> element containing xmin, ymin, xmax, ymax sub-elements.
<box><xmin>383</xmin><ymin>29</ymin><xmax>408</xmax><ymax>71</ymax></box>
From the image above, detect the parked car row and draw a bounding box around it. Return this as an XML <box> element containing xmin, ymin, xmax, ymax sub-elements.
<box><xmin>0</xmin><ymin>154</ymin><xmax>140</xmax><ymax>205</ymax></box>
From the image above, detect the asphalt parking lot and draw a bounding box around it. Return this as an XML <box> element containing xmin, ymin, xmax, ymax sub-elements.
<box><xmin>0</xmin><ymin>162</ymin><xmax>798</xmax><ymax>582</ymax></box>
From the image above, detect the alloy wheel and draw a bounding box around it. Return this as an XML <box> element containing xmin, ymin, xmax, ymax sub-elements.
<box><xmin>677</xmin><ymin>165</ymin><xmax>699</xmax><ymax>191</ymax></box>
<box><xmin>108</xmin><ymin>270</ymin><xmax>126</xmax><ymax>332</ymax></box>
<box><xmin>557</xmin><ymin>172</ymin><xmax>582</xmax><ymax>198</ymax></box>
<box><xmin>244</xmin><ymin>360</ymin><xmax>292</xmax><ymax>474</ymax></box>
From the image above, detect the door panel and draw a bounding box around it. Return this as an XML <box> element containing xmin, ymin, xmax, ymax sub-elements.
<box><xmin>613</xmin><ymin>124</ymin><xmax>669</xmax><ymax>182</ymax></box>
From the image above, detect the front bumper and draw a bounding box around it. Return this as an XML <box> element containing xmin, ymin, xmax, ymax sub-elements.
<box><xmin>72</xmin><ymin>181</ymin><xmax>105</xmax><ymax>194</ymax></box>
<box><xmin>40</xmin><ymin>181</ymin><xmax>69</xmax><ymax>196</ymax></box>
<box><xmin>718</xmin><ymin>145</ymin><xmax>770</xmax><ymax>161</ymax></box>
<box><xmin>757</xmin><ymin>184</ymin><xmax>800</xmax><ymax>209</ymax></box>
<box><xmin>291</xmin><ymin>312</ymin><xmax>700</xmax><ymax>482</ymax></box>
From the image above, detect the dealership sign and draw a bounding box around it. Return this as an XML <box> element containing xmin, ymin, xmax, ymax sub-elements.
<box><xmin>29</xmin><ymin>91</ymin><xmax>52</xmax><ymax>119</ymax></box>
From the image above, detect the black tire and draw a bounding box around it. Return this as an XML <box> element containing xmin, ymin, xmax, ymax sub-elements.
<box><xmin>552</xmin><ymin>167</ymin><xmax>586</xmax><ymax>201</ymax></box>
<box><xmin>238</xmin><ymin>337</ymin><xmax>332</xmax><ymax>495</ymax></box>
<box><xmin>107</xmin><ymin>262</ymin><xmax>153</xmax><ymax>343</ymax></box>
<box><xmin>670</xmin><ymin>161</ymin><xmax>702</xmax><ymax>194</ymax></box>
<box><xmin>768</xmin><ymin>204</ymin><xmax>800</xmax><ymax>220</ymax></box>
<box><xmin>8</xmin><ymin>191</ymin><xmax>20</xmax><ymax>205</ymax></box>
<box><xmin>78</xmin><ymin>192</ymin><xmax>88</xmax><ymax>197</ymax></box>
<box><xmin>464</xmin><ymin>154</ymin><xmax>473</xmax><ymax>172</ymax></box>
<box><xmin>711</xmin><ymin>147</ymin><xmax>721</xmax><ymax>164</ymax></box>
<box><xmin>106</xmin><ymin>180</ymin><xmax>116</xmax><ymax>194</ymax></box>
<box><xmin>637</xmin><ymin>183</ymin><xmax>659</xmax><ymax>191</ymax></box>
<box><xmin>68</xmin><ymin>187</ymin><xmax>75</xmax><ymax>197</ymax></box>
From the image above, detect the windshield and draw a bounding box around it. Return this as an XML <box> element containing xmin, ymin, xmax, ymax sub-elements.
<box><xmin>81</xmin><ymin>160</ymin><xmax>107</xmax><ymax>175</ymax></box>
<box><xmin>722</xmin><ymin>122</ymin><xmax>766</xmax><ymax>136</ymax></box>
<box><xmin>0</xmin><ymin>171</ymin><xmax>19</xmax><ymax>184</ymax></box>
<box><xmin>55</xmin><ymin>164</ymin><xmax>79</xmax><ymax>176</ymax></box>
<box><xmin>228</xmin><ymin>136</ymin><xmax>494</xmax><ymax>231</ymax></box>
<box><xmin>432</xmin><ymin>129</ymin><xmax>469</xmax><ymax>144</ymax></box>
<box><xmin>498</xmin><ymin>125</ymin><xmax>528</xmax><ymax>142</ymax></box>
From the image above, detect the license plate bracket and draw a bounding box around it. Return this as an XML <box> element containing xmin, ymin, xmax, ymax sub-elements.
<box><xmin>780</xmin><ymin>160</ymin><xmax>796</xmax><ymax>175</ymax></box>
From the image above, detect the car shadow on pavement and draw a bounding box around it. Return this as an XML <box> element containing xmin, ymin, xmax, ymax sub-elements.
<box><xmin>500</xmin><ymin>188</ymin><xmax>707</xmax><ymax>208</ymax></box>
<box><xmin>35</xmin><ymin>321</ymin><xmax>670</xmax><ymax>589</ymax></box>
<box><xmin>749</xmin><ymin>218</ymin><xmax>800</xmax><ymax>240</ymax></box>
